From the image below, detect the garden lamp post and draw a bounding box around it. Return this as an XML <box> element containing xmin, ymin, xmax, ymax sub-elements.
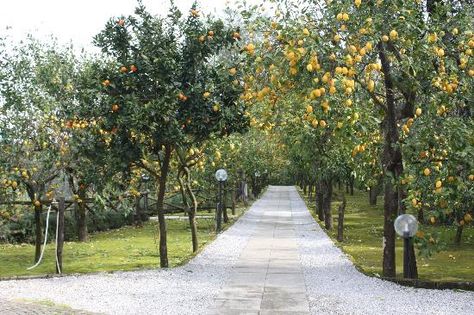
<box><xmin>394</xmin><ymin>214</ymin><xmax>418</xmax><ymax>279</ymax></box>
<box><xmin>254</xmin><ymin>171</ymin><xmax>261</xmax><ymax>196</ymax></box>
<box><xmin>215</xmin><ymin>169</ymin><xmax>228</xmax><ymax>232</ymax></box>
<box><xmin>141</xmin><ymin>174</ymin><xmax>150</xmax><ymax>214</ymax></box>
<box><xmin>141</xmin><ymin>173</ymin><xmax>150</xmax><ymax>191</ymax></box>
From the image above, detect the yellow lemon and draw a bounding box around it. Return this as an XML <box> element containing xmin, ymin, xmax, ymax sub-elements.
<box><xmin>389</xmin><ymin>29</ymin><xmax>398</xmax><ymax>40</ymax></box>
<box><xmin>424</xmin><ymin>168</ymin><xmax>431</xmax><ymax>176</ymax></box>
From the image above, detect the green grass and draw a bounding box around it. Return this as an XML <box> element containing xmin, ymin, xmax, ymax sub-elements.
<box><xmin>0</xmin><ymin>207</ymin><xmax>246</xmax><ymax>278</ymax></box>
<box><xmin>16</xmin><ymin>298</ymin><xmax>73</xmax><ymax>310</ymax></box>
<box><xmin>301</xmin><ymin>189</ymin><xmax>474</xmax><ymax>282</ymax></box>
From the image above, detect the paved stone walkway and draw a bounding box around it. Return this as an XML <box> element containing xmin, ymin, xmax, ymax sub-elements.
<box><xmin>209</xmin><ymin>188</ymin><xmax>310</xmax><ymax>314</ymax></box>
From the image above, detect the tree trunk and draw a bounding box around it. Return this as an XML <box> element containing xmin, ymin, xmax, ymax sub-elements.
<box><xmin>188</xmin><ymin>210</ymin><xmax>198</xmax><ymax>252</ymax></box>
<box><xmin>56</xmin><ymin>197</ymin><xmax>65</xmax><ymax>274</ymax></box>
<box><xmin>34</xmin><ymin>204</ymin><xmax>42</xmax><ymax>263</ymax></box>
<box><xmin>454</xmin><ymin>225</ymin><xmax>464</xmax><ymax>245</ymax></box>
<box><xmin>237</xmin><ymin>170</ymin><xmax>248</xmax><ymax>206</ymax></box>
<box><xmin>185</xmin><ymin>178</ymin><xmax>199</xmax><ymax>253</ymax></box>
<box><xmin>243</xmin><ymin>181</ymin><xmax>248</xmax><ymax>205</ymax></box>
<box><xmin>303</xmin><ymin>184</ymin><xmax>307</xmax><ymax>195</ymax></box>
<box><xmin>77</xmin><ymin>199</ymin><xmax>88</xmax><ymax>242</ymax></box>
<box><xmin>178</xmin><ymin>165</ymin><xmax>199</xmax><ymax>253</ymax></box>
<box><xmin>417</xmin><ymin>208</ymin><xmax>424</xmax><ymax>223</ymax></box>
<box><xmin>379</xmin><ymin>44</ymin><xmax>402</xmax><ymax>278</ymax></box>
<box><xmin>349</xmin><ymin>176</ymin><xmax>354</xmax><ymax>196</ymax></box>
<box><xmin>337</xmin><ymin>194</ymin><xmax>346</xmax><ymax>242</ymax></box>
<box><xmin>322</xmin><ymin>179</ymin><xmax>333</xmax><ymax>230</ymax></box>
<box><xmin>383</xmin><ymin>180</ymin><xmax>397</xmax><ymax>278</ymax></box>
<box><xmin>156</xmin><ymin>145</ymin><xmax>172</xmax><ymax>268</ymax></box>
<box><xmin>369</xmin><ymin>186</ymin><xmax>378</xmax><ymax>206</ymax></box>
<box><xmin>67</xmin><ymin>176</ymin><xmax>88</xmax><ymax>242</ymax></box>
<box><xmin>316</xmin><ymin>181</ymin><xmax>324</xmax><ymax>221</ymax></box>
<box><xmin>231</xmin><ymin>189</ymin><xmax>236</xmax><ymax>216</ymax></box>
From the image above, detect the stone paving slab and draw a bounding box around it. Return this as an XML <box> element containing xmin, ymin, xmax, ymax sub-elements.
<box><xmin>208</xmin><ymin>187</ymin><xmax>311</xmax><ymax>314</ymax></box>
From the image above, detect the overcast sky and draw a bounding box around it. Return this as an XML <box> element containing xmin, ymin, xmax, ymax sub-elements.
<box><xmin>0</xmin><ymin>0</ymin><xmax>265</xmax><ymax>52</ymax></box>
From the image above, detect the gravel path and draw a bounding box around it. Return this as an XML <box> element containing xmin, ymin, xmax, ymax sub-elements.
<box><xmin>0</xmin><ymin>186</ymin><xmax>473</xmax><ymax>315</ymax></box>
<box><xmin>289</xmin><ymin>187</ymin><xmax>474</xmax><ymax>315</ymax></box>
<box><xmin>0</xmin><ymin>197</ymin><xmax>261</xmax><ymax>314</ymax></box>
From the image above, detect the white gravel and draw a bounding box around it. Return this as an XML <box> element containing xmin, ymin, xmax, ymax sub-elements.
<box><xmin>289</xmin><ymin>188</ymin><xmax>474</xmax><ymax>315</ymax></box>
<box><xmin>0</xmin><ymin>199</ymin><xmax>263</xmax><ymax>315</ymax></box>
<box><xmin>1</xmin><ymin>187</ymin><xmax>473</xmax><ymax>315</ymax></box>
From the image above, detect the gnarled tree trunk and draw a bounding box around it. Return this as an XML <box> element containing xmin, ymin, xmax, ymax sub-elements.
<box><xmin>34</xmin><ymin>204</ymin><xmax>42</xmax><ymax>263</ymax></box>
<box><xmin>380</xmin><ymin>44</ymin><xmax>401</xmax><ymax>278</ymax></box>
<box><xmin>67</xmin><ymin>176</ymin><xmax>88</xmax><ymax>242</ymax></box>
<box><xmin>454</xmin><ymin>224</ymin><xmax>464</xmax><ymax>245</ymax></box>
<box><xmin>316</xmin><ymin>181</ymin><xmax>324</xmax><ymax>221</ymax></box>
<box><xmin>349</xmin><ymin>176</ymin><xmax>354</xmax><ymax>196</ymax></box>
<box><xmin>369</xmin><ymin>186</ymin><xmax>378</xmax><ymax>206</ymax></box>
<box><xmin>337</xmin><ymin>194</ymin><xmax>346</xmax><ymax>242</ymax></box>
<box><xmin>77</xmin><ymin>203</ymin><xmax>88</xmax><ymax>242</ymax></box>
<box><xmin>156</xmin><ymin>144</ymin><xmax>172</xmax><ymax>268</ymax></box>
<box><xmin>322</xmin><ymin>179</ymin><xmax>333</xmax><ymax>230</ymax></box>
<box><xmin>186</xmin><ymin>184</ymin><xmax>199</xmax><ymax>252</ymax></box>
<box><xmin>177</xmin><ymin>150</ymin><xmax>199</xmax><ymax>253</ymax></box>
<box><xmin>231</xmin><ymin>189</ymin><xmax>236</xmax><ymax>216</ymax></box>
<box><xmin>77</xmin><ymin>189</ymin><xmax>88</xmax><ymax>242</ymax></box>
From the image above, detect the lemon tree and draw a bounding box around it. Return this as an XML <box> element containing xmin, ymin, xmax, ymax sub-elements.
<box><xmin>0</xmin><ymin>38</ymin><xmax>69</xmax><ymax>261</ymax></box>
<box><xmin>238</xmin><ymin>0</ymin><xmax>473</xmax><ymax>278</ymax></box>
<box><xmin>83</xmin><ymin>3</ymin><xmax>248</xmax><ymax>267</ymax></box>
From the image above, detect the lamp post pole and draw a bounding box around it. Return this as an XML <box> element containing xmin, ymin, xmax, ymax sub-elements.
<box><xmin>394</xmin><ymin>214</ymin><xmax>418</xmax><ymax>279</ymax></box>
<box><xmin>142</xmin><ymin>174</ymin><xmax>150</xmax><ymax>214</ymax></box>
<box><xmin>403</xmin><ymin>231</ymin><xmax>410</xmax><ymax>278</ymax></box>
<box><xmin>217</xmin><ymin>180</ymin><xmax>223</xmax><ymax>232</ymax></box>
<box><xmin>254</xmin><ymin>171</ymin><xmax>260</xmax><ymax>197</ymax></box>
<box><xmin>215</xmin><ymin>169</ymin><xmax>228</xmax><ymax>233</ymax></box>
<box><xmin>138</xmin><ymin>174</ymin><xmax>150</xmax><ymax>225</ymax></box>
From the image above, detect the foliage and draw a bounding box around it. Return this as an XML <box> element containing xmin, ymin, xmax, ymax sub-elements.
<box><xmin>82</xmin><ymin>2</ymin><xmax>249</xmax><ymax>180</ymax></box>
<box><xmin>237</xmin><ymin>0</ymin><xmax>474</xmax><ymax>259</ymax></box>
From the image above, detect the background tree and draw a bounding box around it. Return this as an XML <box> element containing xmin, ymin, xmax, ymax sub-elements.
<box><xmin>0</xmin><ymin>38</ymin><xmax>67</xmax><ymax>261</ymax></box>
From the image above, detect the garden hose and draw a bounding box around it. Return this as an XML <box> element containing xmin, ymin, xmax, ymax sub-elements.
<box><xmin>27</xmin><ymin>203</ymin><xmax>52</xmax><ymax>270</ymax></box>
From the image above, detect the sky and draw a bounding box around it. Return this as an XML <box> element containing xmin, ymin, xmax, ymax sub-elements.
<box><xmin>0</xmin><ymin>0</ymin><xmax>263</xmax><ymax>52</ymax></box>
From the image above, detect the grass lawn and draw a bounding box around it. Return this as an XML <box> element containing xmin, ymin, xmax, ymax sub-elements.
<box><xmin>0</xmin><ymin>207</ymin><xmax>246</xmax><ymax>278</ymax></box>
<box><xmin>301</xmin><ymin>189</ymin><xmax>474</xmax><ymax>282</ymax></box>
